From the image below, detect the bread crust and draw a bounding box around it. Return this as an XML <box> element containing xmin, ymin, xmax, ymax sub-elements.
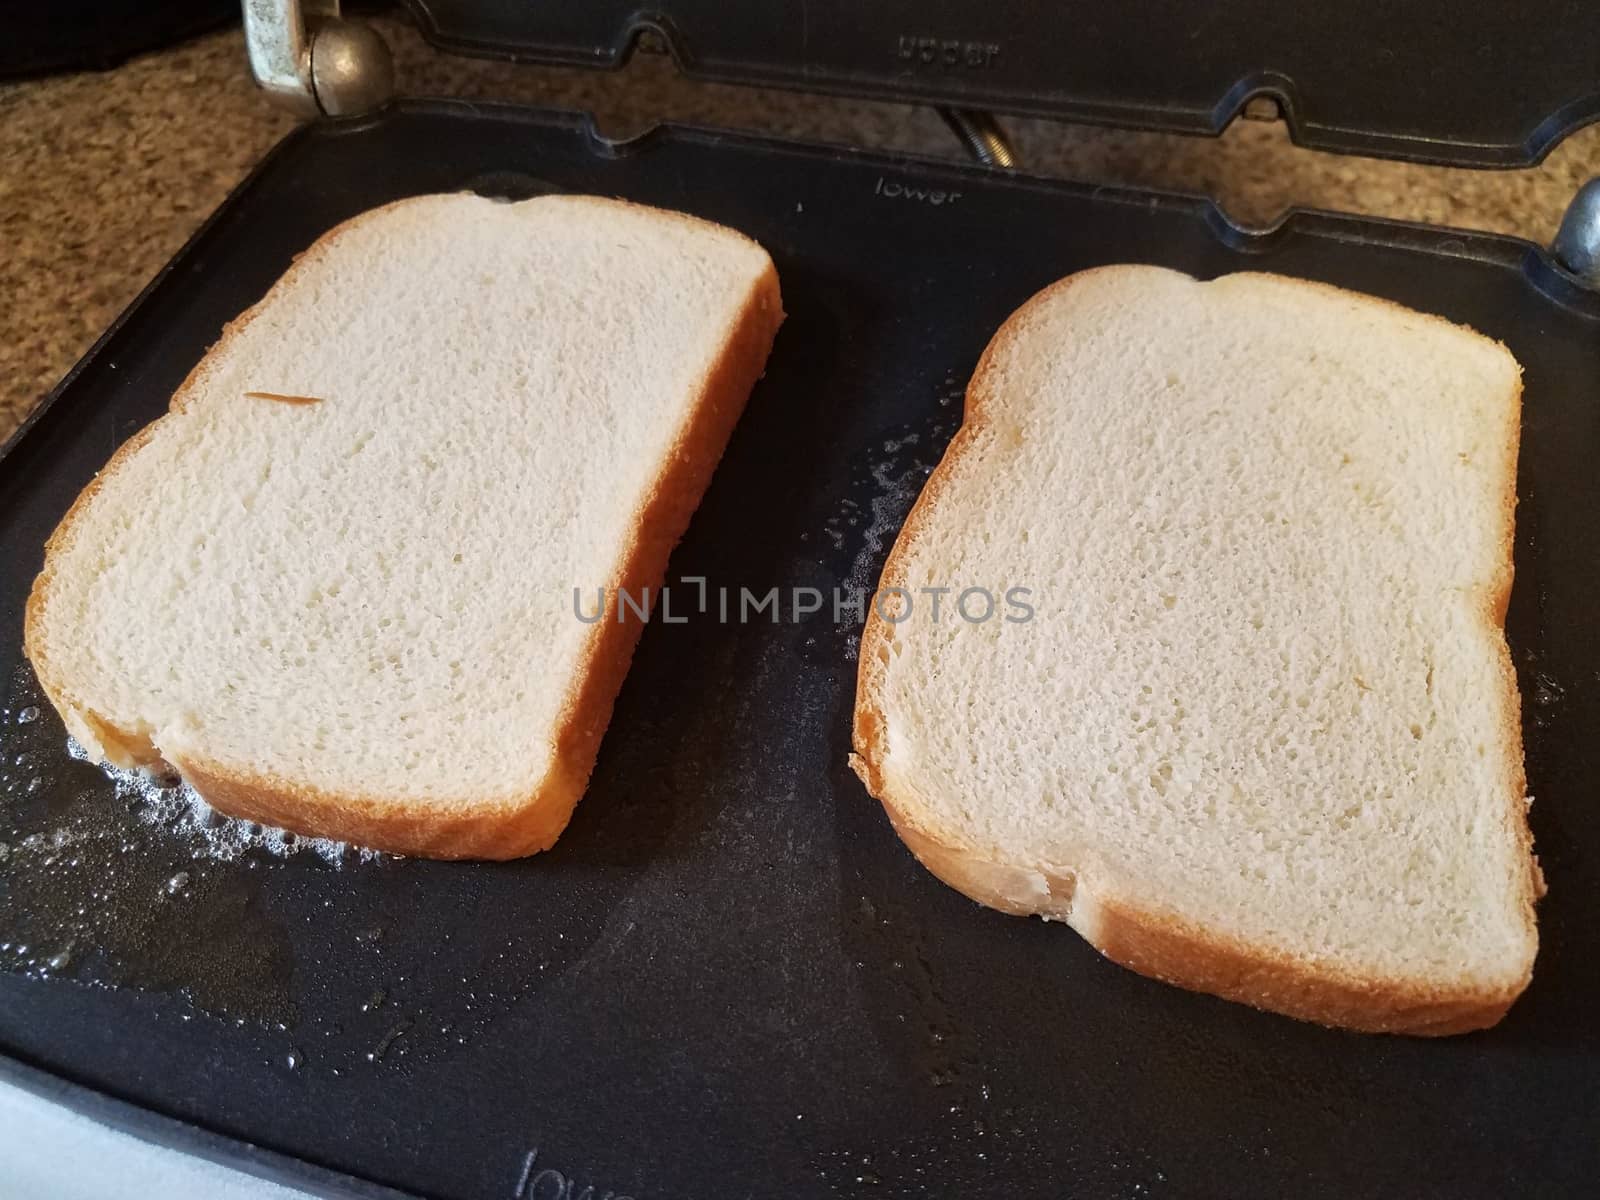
<box><xmin>25</xmin><ymin>196</ymin><xmax>784</xmax><ymax>860</ymax></box>
<box><xmin>851</xmin><ymin>265</ymin><xmax>1538</xmax><ymax>1035</ymax></box>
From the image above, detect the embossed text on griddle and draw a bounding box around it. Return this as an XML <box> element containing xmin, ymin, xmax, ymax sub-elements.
<box><xmin>513</xmin><ymin>1147</ymin><xmax>636</xmax><ymax>1200</ymax></box>
<box><xmin>895</xmin><ymin>35</ymin><xmax>1000</xmax><ymax>69</ymax></box>
<box><xmin>873</xmin><ymin>177</ymin><xmax>963</xmax><ymax>207</ymax></box>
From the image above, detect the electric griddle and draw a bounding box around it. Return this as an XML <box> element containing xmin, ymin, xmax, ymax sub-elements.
<box><xmin>2</xmin><ymin>4</ymin><xmax>1598</xmax><ymax>1196</ymax></box>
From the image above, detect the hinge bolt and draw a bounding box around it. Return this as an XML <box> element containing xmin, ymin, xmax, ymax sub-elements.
<box><xmin>310</xmin><ymin>19</ymin><xmax>394</xmax><ymax>117</ymax></box>
<box><xmin>1552</xmin><ymin>177</ymin><xmax>1600</xmax><ymax>288</ymax></box>
<box><xmin>938</xmin><ymin>108</ymin><xmax>1017</xmax><ymax>169</ymax></box>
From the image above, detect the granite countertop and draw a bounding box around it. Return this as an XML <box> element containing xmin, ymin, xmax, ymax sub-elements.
<box><xmin>2</xmin><ymin>13</ymin><xmax>1597</xmax><ymax>443</ymax></box>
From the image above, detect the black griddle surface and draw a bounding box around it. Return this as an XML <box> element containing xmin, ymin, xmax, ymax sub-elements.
<box><xmin>1</xmin><ymin>105</ymin><xmax>1597</xmax><ymax>1199</ymax></box>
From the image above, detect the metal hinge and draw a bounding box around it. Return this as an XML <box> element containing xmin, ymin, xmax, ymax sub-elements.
<box><xmin>1552</xmin><ymin>178</ymin><xmax>1600</xmax><ymax>289</ymax></box>
<box><xmin>243</xmin><ymin>0</ymin><xmax>394</xmax><ymax>117</ymax></box>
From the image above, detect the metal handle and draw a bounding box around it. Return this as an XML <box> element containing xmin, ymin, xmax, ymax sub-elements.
<box><xmin>1552</xmin><ymin>177</ymin><xmax>1600</xmax><ymax>288</ymax></box>
<box><xmin>938</xmin><ymin>108</ymin><xmax>1018</xmax><ymax>169</ymax></box>
<box><xmin>242</xmin><ymin>0</ymin><xmax>394</xmax><ymax>118</ymax></box>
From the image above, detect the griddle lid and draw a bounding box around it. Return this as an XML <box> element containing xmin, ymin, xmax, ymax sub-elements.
<box><xmin>403</xmin><ymin>0</ymin><xmax>1600</xmax><ymax>168</ymax></box>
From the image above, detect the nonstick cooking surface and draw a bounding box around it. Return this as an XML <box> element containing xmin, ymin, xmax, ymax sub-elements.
<box><xmin>0</xmin><ymin>104</ymin><xmax>1596</xmax><ymax>1199</ymax></box>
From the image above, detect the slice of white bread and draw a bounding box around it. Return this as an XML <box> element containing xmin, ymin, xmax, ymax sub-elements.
<box><xmin>26</xmin><ymin>193</ymin><xmax>782</xmax><ymax>860</ymax></box>
<box><xmin>851</xmin><ymin>266</ymin><xmax>1540</xmax><ymax>1035</ymax></box>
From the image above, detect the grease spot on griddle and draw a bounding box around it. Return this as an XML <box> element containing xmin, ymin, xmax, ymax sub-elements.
<box><xmin>65</xmin><ymin>737</ymin><xmax>380</xmax><ymax>869</ymax></box>
<box><xmin>2</xmin><ymin>663</ymin><xmax>635</xmax><ymax>1076</ymax></box>
<box><xmin>801</xmin><ymin>391</ymin><xmax>962</xmax><ymax>669</ymax></box>
<box><xmin>1</xmin><ymin>667</ymin><xmax>299</xmax><ymax>1023</ymax></box>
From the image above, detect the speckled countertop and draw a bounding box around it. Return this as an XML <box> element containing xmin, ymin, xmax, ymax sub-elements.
<box><xmin>2</xmin><ymin>13</ymin><xmax>1597</xmax><ymax>442</ymax></box>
